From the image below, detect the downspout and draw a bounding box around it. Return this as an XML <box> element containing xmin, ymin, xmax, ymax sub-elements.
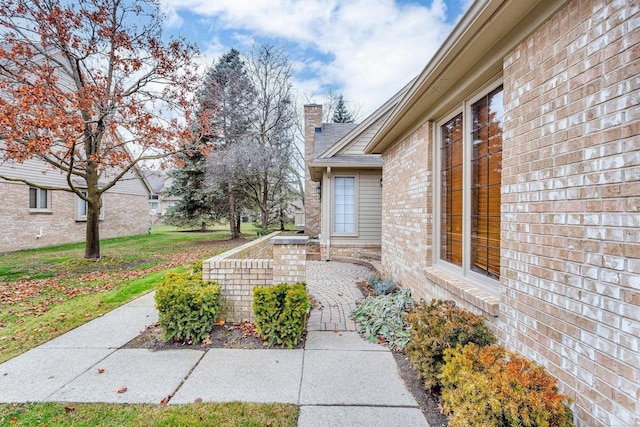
<box><xmin>326</xmin><ymin>166</ymin><xmax>331</xmax><ymax>261</ymax></box>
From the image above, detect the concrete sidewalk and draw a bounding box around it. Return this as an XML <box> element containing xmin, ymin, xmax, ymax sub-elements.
<box><xmin>0</xmin><ymin>274</ymin><xmax>429</xmax><ymax>426</ymax></box>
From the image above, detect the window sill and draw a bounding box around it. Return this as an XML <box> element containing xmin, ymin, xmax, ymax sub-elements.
<box><xmin>424</xmin><ymin>267</ymin><xmax>500</xmax><ymax>317</ymax></box>
<box><xmin>331</xmin><ymin>233</ymin><xmax>359</xmax><ymax>238</ymax></box>
<box><xmin>28</xmin><ymin>209</ymin><xmax>53</xmax><ymax>215</ymax></box>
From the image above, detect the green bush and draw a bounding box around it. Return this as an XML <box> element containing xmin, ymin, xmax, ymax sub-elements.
<box><xmin>155</xmin><ymin>271</ymin><xmax>220</xmax><ymax>343</ymax></box>
<box><xmin>350</xmin><ymin>288</ymin><xmax>413</xmax><ymax>349</ymax></box>
<box><xmin>253</xmin><ymin>283</ymin><xmax>310</xmax><ymax>348</ymax></box>
<box><xmin>367</xmin><ymin>276</ymin><xmax>397</xmax><ymax>295</ymax></box>
<box><xmin>440</xmin><ymin>343</ymin><xmax>574</xmax><ymax>427</ymax></box>
<box><xmin>405</xmin><ymin>299</ymin><xmax>495</xmax><ymax>390</ymax></box>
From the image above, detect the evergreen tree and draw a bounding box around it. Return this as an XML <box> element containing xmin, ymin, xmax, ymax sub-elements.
<box><xmin>201</xmin><ymin>48</ymin><xmax>256</xmax><ymax>238</ymax></box>
<box><xmin>163</xmin><ymin>149</ymin><xmax>224</xmax><ymax>231</ymax></box>
<box><xmin>332</xmin><ymin>94</ymin><xmax>354</xmax><ymax>123</ymax></box>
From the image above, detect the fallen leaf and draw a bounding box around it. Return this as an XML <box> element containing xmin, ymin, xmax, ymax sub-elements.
<box><xmin>97</xmin><ymin>368</ymin><xmax>105</xmax><ymax>374</ymax></box>
<box><xmin>64</xmin><ymin>406</ymin><xmax>75</xmax><ymax>412</ymax></box>
<box><xmin>214</xmin><ymin>320</ymin><xmax>225</xmax><ymax>326</ymax></box>
<box><xmin>201</xmin><ymin>337</ymin><xmax>212</xmax><ymax>346</ymax></box>
<box><xmin>194</xmin><ymin>398</ymin><xmax>203</xmax><ymax>403</ymax></box>
<box><xmin>48</xmin><ymin>375</ymin><xmax>54</xmax><ymax>379</ymax></box>
<box><xmin>10</xmin><ymin>417</ymin><xmax>18</xmax><ymax>423</ymax></box>
<box><xmin>114</xmin><ymin>386</ymin><xmax>127</xmax><ymax>394</ymax></box>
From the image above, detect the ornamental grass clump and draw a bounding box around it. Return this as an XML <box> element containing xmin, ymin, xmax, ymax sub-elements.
<box><xmin>350</xmin><ymin>288</ymin><xmax>414</xmax><ymax>349</ymax></box>
<box><xmin>440</xmin><ymin>343</ymin><xmax>574</xmax><ymax>427</ymax></box>
<box><xmin>155</xmin><ymin>271</ymin><xmax>220</xmax><ymax>343</ymax></box>
<box><xmin>405</xmin><ymin>299</ymin><xmax>495</xmax><ymax>390</ymax></box>
<box><xmin>253</xmin><ymin>283</ymin><xmax>310</xmax><ymax>348</ymax></box>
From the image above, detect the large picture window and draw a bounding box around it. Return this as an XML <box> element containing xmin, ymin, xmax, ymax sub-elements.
<box><xmin>333</xmin><ymin>176</ymin><xmax>356</xmax><ymax>234</ymax></box>
<box><xmin>441</xmin><ymin>114</ymin><xmax>463</xmax><ymax>266</ymax></box>
<box><xmin>439</xmin><ymin>84</ymin><xmax>503</xmax><ymax>280</ymax></box>
<box><xmin>471</xmin><ymin>86</ymin><xmax>503</xmax><ymax>278</ymax></box>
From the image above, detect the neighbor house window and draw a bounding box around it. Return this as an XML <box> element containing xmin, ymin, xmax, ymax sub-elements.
<box><xmin>333</xmin><ymin>176</ymin><xmax>356</xmax><ymax>234</ymax></box>
<box><xmin>29</xmin><ymin>187</ymin><xmax>50</xmax><ymax>210</ymax></box>
<box><xmin>438</xmin><ymin>83</ymin><xmax>503</xmax><ymax>280</ymax></box>
<box><xmin>76</xmin><ymin>191</ymin><xmax>105</xmax><ymax>221</ymax></box>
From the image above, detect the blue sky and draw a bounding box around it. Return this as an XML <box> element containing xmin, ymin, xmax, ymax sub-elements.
<box><xmin>159</xmin><ymin>0</ymin><xmax>473</xmax><ymax>116</ymax></box>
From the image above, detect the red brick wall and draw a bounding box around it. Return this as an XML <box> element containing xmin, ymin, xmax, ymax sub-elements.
<box><xmin>501</xmin><ymin>1</ymin><xmax>639</xmax><ymax>425</ymax></box>
<box><xmin>0</xmin><ymin>182</ymin><xmax>149</xmax><ymax>253</ymax></box>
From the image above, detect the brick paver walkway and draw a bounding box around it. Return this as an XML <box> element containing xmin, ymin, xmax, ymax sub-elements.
<box><xmin>306</xmin><ymin>261</ymin><xmax>374</xmax><ymax>331</ymax></box>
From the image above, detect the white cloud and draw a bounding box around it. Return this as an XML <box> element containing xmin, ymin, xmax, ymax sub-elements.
<box><xmin>160</xmin><ymin>0</ymin><xmax>458</xmax><ymax>116</ymax></box>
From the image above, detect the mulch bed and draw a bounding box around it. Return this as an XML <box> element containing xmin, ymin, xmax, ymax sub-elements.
<box><xmin>123</xmin><ymin>320</ymin><xmax>305</xmax><ymax>350</ymax></box>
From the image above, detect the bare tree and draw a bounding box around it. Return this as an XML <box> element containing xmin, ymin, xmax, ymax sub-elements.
<box><xmin>199</xmin><ymin>48</ymin><xmax>255</xmax><ymax>238</ymax></box>
<box><xmin>244</xmin><ymin>44</ymin><xmax>297</xmax><ymax>230</ymax></box>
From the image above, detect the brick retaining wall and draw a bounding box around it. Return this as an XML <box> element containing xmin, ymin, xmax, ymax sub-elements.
<box><xmin>202</xmin><ymin>233</ymin><xmax>308</xmax><ymax>322</ymax></box>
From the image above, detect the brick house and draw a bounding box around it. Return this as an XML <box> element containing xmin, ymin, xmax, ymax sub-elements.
<box><xmin>304</xmin><ymin>82</ymin><xmax>411</xmax><ymax>260</ymax></box>
<box><xmin>0</xmin><ymin>157</ymin><xmax>151</xmax><ymax>253</ymax></box>
<box><xmin>360</xmin><ymin>0</ymin><xmax>639</xmax><ymax>425</ymax></box>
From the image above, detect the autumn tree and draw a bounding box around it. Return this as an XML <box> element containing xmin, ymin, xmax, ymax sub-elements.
<box><xmin>0</xmin><ymin>0</ymin><xmax>203</xmax><ymax>259</ymax></box>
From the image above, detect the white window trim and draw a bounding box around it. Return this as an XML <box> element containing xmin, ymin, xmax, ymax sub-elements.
<box><xmin>433</xmin><ymin>77</ymin><xmax>503</xmax><ymax>296</ymax></box>
<box><xmin>28</xmin><ymin>187</ymin><xmax>52</xmax><ymax>213</ymax></box>
<box><xmin>331</xmin><ymin>174</ymin><xmax>359</xmax><ymax>237</ymax></box>
<box><xmin>75</xmin><ymin>190</ymin><xmax>105</xmax><ymax>221</ymax></box>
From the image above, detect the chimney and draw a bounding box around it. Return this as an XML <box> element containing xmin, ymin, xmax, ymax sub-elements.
<box><xmin>304</xmin><ymin>104</ymin><xmax>322</xmax><ymax>236</ymax></box>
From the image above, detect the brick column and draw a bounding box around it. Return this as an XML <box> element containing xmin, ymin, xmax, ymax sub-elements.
<box><xmin>271</xmin><ymin>236</ymin><xmax>309</xmax><ymax>284</ymax></box>
<box><xmin>304</xmin><ymin>104</ymin><xmax>322</xmax><ymax>236</ymax></box>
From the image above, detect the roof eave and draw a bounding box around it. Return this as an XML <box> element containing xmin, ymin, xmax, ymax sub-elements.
<box><xmin>366</xmin><ymin>0</ymin><xmax>560</xmax><ymax>154</ymax></box>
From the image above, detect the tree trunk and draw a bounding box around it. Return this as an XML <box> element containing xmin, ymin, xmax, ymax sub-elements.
<box><xmin>236</xmin><ymin>212</ymin><xmax>241</xmax><ymax>234</ymax></box>
<box><xmin>228</xmin><ymin>181</ymin><xmax>238</xmax><ymax>239</ymax></box>
<box><xmin>279</xmin><ymin>207</ymin><xmax>285</xmax><ymax>231</ymax></box>
<box><xmin>260</xmin><ymin>172</ymin><xmax>269</xmax><ymax>230</ymax></box>
<box><xmin>84</xmin><ymin>174</ymin><xmax>101</xmax><ymax>260</ymax></box>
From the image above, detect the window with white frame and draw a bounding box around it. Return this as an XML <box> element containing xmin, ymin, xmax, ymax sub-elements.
<box><xmin>438</xmin><ymin>83</ymin><xmax>503</xmax><ymax>281</ymax></box>
<box><xmin>29</xmin><ymin>187</ymin><xmax>50</xmax><ymax>211</ymax></box>
<box><xmin>76</xmin><ymin>191</ymin><xmax>105</xmax><ymax>221</ymax></box>
<box><xmin>333</xmin><ymin>176</ymin><xmax>356</xmax><ymax>234</ymax></box>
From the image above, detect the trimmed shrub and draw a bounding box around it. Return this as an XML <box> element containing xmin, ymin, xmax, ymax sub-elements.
<box><xmin>405</xmin><ymin>299</ymin><xmax>495</xmax><ymax>390</ymax></box>
<box><xmin>350</xmin><ymin>288</ymin><xmax>414</xmax><ymax>349</ymax></box>
<box><xmin>253</xmin><ymin>283</ymin><xmax>310</xmax><ymax>348</ymax></box>
<box><xmin>440</xmin><ymin>343</ymin><xmax>574</xmax><ymax>427</ymax></box>
<box><xmin>155</xmin><ymin>271</ymin><xmax>220</xmax><ymax>343</ymax></box>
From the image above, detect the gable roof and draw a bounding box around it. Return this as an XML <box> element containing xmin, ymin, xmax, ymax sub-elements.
<box><xmin>313</xmin><ymin>123</ymin><xmax>358</xmax><ymax>159</ymax></box>
<box><xmin>317</xmin><ymin>78</ymin><xmax>414</xmax><ymax>159</ymax></box>
<box><xmin>365</xmin><ymin>0</ymin><xmax>562</xmax><ymax>154</ymax></box>
<box><xmin>308</xmin><ymin>79</ymin><xmax>414</xmax><ymax>181</ymax></box>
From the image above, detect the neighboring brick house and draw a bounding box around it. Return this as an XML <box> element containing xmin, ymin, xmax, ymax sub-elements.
<box><xmin>145</xmin><ymin>171</ymin><xmax>180</xmax><ymax>220</ymax></box>
<box><xmin>363</xmin><ymin>0</ymin><xmax>638</xmax><ymax>425</ymax></box>
<box><xmin>0</xmin><ymin>157</ymin><xmax>151</xmax><ymax>253</ymax></box>
<box><xmin>304</xmin><ymin>83</ymin><xmax>410</xmax><ymax>260</ymax></box>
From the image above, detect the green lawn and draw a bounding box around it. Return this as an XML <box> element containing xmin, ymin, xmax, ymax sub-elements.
<box><xmin>0</xmin><ymin>224</ymin><xmax>262</xmax><ymax>363</ymax></box>
<box><xmin>0</xmin><ymin>402</ymin><xmax>298</xmax><ymax>426</ymax></box>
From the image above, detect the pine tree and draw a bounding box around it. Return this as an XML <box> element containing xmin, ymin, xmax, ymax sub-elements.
<box><xmin>163</xmin><ymin>149</ymin><xmax>224</xmax><ymax>231</ymax></box>
<box><xmin>332</xmin><ymin>94</ymin><xmax>354</xmax><ymax>123</ymax></box>
<box><xmin>201</xmin><ymin>48</ymin><xmax>256</xmax><ymax>238</ymax></box>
